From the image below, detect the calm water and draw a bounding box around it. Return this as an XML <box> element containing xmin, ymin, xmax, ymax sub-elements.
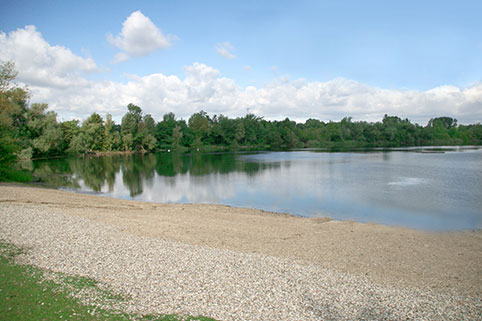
<box><xmin>31</xmin><ymin>147</ymin><xmax>482</xmax><ymax>231</ymax></box>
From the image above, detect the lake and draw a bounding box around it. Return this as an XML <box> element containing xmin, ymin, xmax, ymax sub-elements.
<box><xmin>31</xmin><ymin>147</ymin><xmax>482</xmax><ymax>231</ymax></box>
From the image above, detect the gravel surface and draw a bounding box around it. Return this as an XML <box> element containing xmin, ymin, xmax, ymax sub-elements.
<box><xmin>1</xmin><ymin>198</ymin><xmax>481</xmax><ymax>320</ymax></box>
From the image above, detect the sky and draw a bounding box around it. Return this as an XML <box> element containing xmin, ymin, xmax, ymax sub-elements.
<box><xmin>1</xmin><ymin>0</ymin><xmax>481</xmax><ymax>125</ymax></box>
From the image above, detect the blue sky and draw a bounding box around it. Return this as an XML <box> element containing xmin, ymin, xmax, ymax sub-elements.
<box><xmin>1</xmin><ymin>0</ymin><xmax>481</xmax><ymax>124</ymax></box>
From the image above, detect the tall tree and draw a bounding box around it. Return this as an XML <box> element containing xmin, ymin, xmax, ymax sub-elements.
<box><xmin>0</xmin><ymin>61</ymin><xmax>30</xmax><ymax>179</ymax></box>
<box><xmin>171</xmin><ymin>125</ymin><xmax>183</xmax><ymax>150</ymax></box>
<box><xmin>103</xmin><ymin>114</ymin><xmax>120</xmax><ymax>151</ymax></box>
<box><xmin>138</xmin><ymin>113</ymin><xmax>157</xmax><ymax>151</ymax></box>
<box><xmin>156</xmin><ymin>112</ymin><xmax>177</xmax><ymax>149</ymax></box>
<box><xmin>82</xmin><ymin>112</ymin><xmax>105</xmax><ymax>152</ymax></box>
<box><xmin>121</xmin><ymin>104</ymin><xmax>143</xmax><ymax>151</ymax></box>
<box><xmin>188</xmin><ymin>110</ymin><xmax>210</xmax><ymax>144</ymax></box>
<box><xmin>61</xmin><ymin>120</ymin><xmax>80</xmax><ymax>153</ymax></box>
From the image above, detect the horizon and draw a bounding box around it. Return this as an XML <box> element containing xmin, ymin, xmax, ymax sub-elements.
<box><xmin>1</xmin><ymin>0</ymin><xmax>481</xmax><ymax>125</ymax></box>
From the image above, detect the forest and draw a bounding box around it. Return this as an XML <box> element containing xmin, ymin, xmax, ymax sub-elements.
<box><xmin>1</xmin><ymin>61</ymin><xmax>482</xmax><ymax>181</ymax></box>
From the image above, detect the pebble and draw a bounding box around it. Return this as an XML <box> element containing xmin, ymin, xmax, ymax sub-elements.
<box><xmin>1</xmin><ymin>203</ymin><xmax>480</xmax><ymax>320</ymax></box>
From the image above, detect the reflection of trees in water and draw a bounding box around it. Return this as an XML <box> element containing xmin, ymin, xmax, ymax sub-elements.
<box><xmin>154</xmin><ymin>152</ymin><xmax>188</xmax><ymax>189</ymax></box>
<box><xmin>32</xmin><ymin>158</ymin><xmax>80</xmax><ymax>189</ymax></box>
<box><xmin>121</xmin><ymin>153</ymin><xmax>157</xmax><ymax>197</ymax></box>
<box><xmin>121</xmin><ymin>156</ymin><xmax>142</xmax><ymax>197</ymax></box>
<box><xmin>33</xmin><ymin>156</ymin><xmax>123</xmax><ymax>192</ymax></box>
<box><xmin>32</xmin><ymin>152</ymin><xmax>282</xmax><ymax>195</ymax></box>
<box><xmin>104</xmin><ymin>156</ymin><xmax>121</xmax><ymax>192</ymax></box>
<box><xmin>68</xmin><ymin>156</ymin><xmax>121</xmax><ymax>192</ymax></box>
<box><xmin>155</xmin><ymin>152</ymin><xmax>188</xmax><ymax>177</ymax></box>
<box><xmin>182</xmin><ymin>152</ymin><xmax>279</xmax><ymax>177</ymax></box>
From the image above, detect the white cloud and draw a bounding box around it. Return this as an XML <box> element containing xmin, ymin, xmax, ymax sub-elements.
<box><xmin>2</xmin><ymin>25</ymin><xmax>481</xmax><ymax>125</ymax></box>
<box><xmin>29</xmin><ymin>63</ymin><xmax>482</xmax><ymax>125</ymax></box>
<box><xmin>107</xmin><ymin>10</ymin><xmax>172</xmax><ymax>62</ymax></box>
<box><xmin>216</xmin><ymin>42</ymin><xmax>236</xmax><ymax>59</ymax></box>
<box><xmin>0</xmin><ymin>25</ymin><xmax>98</xmax><ymax>88</ymax></box>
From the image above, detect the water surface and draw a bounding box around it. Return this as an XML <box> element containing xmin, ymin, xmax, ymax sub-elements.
<box><xmin>32</xmin><ymin>147</ymin><xmax>482</xmax><ymax>230</ymax></box>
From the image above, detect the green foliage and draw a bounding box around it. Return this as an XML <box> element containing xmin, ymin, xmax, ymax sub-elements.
<box><xmin>171</xmin><ymin>125</ymin><xmax>183</xmax><ymax>150</ymax></box>
<box><xmin>61</xmin><ymin>119</ymin><xmax>80</xmax><ymax>152</ymax></box>
<box><xmin>188</xmin><ymin>110</ymin><xmax>210</xmax><ymax>144</ymax></box>
<box><xmin>120</xmin><ymin>104</ymin><xmax>157</xmax><ymax>151</ymax></box>
<box><xmin>0</xmin><ymin>61</ymin><xmax>481</xmax><ymax>182</ymax></box>
<box><xmin>82</xmin><ymin>112</ymin><xmax>105</xmax><ymax>152</ymax></box>
<box><xmin>103</xmin><ymin>114</ymin><xmax>120</xmax><ymax>151</ymax></box>
<box><xmin>156</xmin><ymin>112</ymin><xmax>177</xmax><ymax>148</ymax></box>
<box><xmin>0</xmin><ymin>61</ymin><xmax>30</xmax><ymax>180</ymax></box>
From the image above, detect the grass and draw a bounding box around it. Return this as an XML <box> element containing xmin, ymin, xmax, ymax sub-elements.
<box><xmin>0</xmin><ymin>241</ymin><xmax>217</xmax><ymax>321</ymax></box>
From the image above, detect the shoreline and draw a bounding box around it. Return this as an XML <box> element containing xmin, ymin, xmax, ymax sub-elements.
<box><xmin>5</xmin><ymin>182</ymin><xmax>480</xmax><ymax>233</ymax></box>
<box><xmin>1</xmin><ymin>184</ymin><xmax>481</xmax><ymax>319</ymax></box>
<box><xmin>1</xmin><ymin>184</ymin><xmax>480</xmax><ymax>293</ymax></box>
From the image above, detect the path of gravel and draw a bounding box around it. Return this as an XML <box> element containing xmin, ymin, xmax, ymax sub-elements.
<box><xmin>1</xmin><ymin>200</ymin><xmax>480</xmax><ymax>320</ymax></box>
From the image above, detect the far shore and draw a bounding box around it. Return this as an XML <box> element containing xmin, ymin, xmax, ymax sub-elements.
<box><xmin>0</xmin><ymin>184</ymin><xmax>480</xmax><ymax>297</ymax></box>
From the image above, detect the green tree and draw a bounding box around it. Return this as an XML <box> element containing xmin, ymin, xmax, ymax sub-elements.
<box><xmin>0</xmin><ymin>63</ymin><xmax>25</xmax><ymax>178</ymax></box>
<box><xmin>217</xmin><ymin>114</ymin><xmax>236</xmax><ymax>145</ymax></box>
<box><xmin>242</xmin><ymin>114</ymin><xmax>262</xmax><ymax>145</ymax></box>
<box><xmin>102</xmin><ymin>114</ymin><xmax>120</xmax><ymax>151</ymax></box>
<box><xmin>234</xmin><ymin>121</ymin><xmax>245</xmax><ymax>145</ymax></box>
<box><xmin>60</xmin><ymin>120</ymin><xmax>80</xmax><ymax>152</ymax></box>
<box><xmin>138</xmin><ymin>113</ymin><xmax>157</xmax><ymax>151</ymax></box>
<box><xmin>428</xmin><ymin>117</ymin><xmax>457</xmax><ymax>129</ymax></box>
<box><xmin>121</xmin><ymin>104</ymin><xmax>142</xmax><ymax>151</ymax></box>
<box><xmin>0</xmin><ymin>61</ymin><xmax>31</xmax><ymax>179</ymax></box>
<box><xmin>171</xmin><ymin>125</ymin><xmax>183</xmax><ymax>150</ymax></box>
<box><xmin>81</xmin><ymin>112</ymin><xmax>105</xmax><ymax>152</ymax></box>
<box><xmin>156</xmin><ymin>112</ymin><xmax>177</xmax><ymax>149</ymax></box>
<box><xmin>188</xmin><ymin>110</ymin><xmax>210</xmax><ymax>144</ymax></box>
<box><xmin>68</xmin><ymin>131</ymin><xmax>89</xmax><ymax>154</ymax></box>
<box><xmin>24</xmin><ymin>103</ymin><xmax>63</xmax><ymax>156</ymax></box>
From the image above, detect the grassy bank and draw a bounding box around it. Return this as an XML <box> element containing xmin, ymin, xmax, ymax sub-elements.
<box><xmin>0</xmin><ymin>241</ymin><xmax>216</xmax><ymax>321</ymax></box>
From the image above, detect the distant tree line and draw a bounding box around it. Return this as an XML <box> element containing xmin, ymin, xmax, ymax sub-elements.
<box><xmin>1</xmin><ymin>61</ymin><xmax>481</xmax><ymax>180</ymax></box>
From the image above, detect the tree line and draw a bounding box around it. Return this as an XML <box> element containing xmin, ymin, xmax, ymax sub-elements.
<box><xmin>1</xmin><ymin>61</ymin><xmax>481</xmax><ymax>180</ymax></box>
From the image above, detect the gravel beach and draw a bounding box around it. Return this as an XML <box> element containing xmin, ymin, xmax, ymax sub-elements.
<box><xmin>0</xmin><ymin>185</ymin><xmax>481</xmax><ymax>320</ymax></box>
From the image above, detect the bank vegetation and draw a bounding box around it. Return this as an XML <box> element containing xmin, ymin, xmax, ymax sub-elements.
<box><xmin>1</xmin><ymin>61</ymin><xmax>481</xmax><ymax>181</ymax></box>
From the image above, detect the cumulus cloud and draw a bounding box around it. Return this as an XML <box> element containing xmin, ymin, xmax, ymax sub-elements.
<box><xmin>2</xmin><ymin>26</ymin><xmax>481</xmax><ymax>125</ymax></box>
<box><xmin>216</xmin><ymin>42</ymin><xmax>236</xmax><ymax>59</ymax></box>
<box><xmin>0</xmin><ymin>25</ymin><xmax>98</xmax><ymax>88</ymax></box>
<box><xmin>25</xmin><ymin>62</ymin><xmax>482</xmax><ymax>125</ymax></box>
<box><xmin>107</xmin><ymin>10</ymin><xmax>172</xmax><ymax>62</ymax></box>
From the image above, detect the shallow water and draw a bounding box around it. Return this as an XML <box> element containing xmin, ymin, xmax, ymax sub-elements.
<box><xmin>32</xmin><ymin>146</ymin><xmax>482</xmax><ymax>230</ymax></box>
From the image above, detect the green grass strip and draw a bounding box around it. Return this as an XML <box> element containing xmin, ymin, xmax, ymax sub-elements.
<box><xmin>0</xmin><ymin>241</ymin><xmax>216</xmax><ymax>321</ymax></box>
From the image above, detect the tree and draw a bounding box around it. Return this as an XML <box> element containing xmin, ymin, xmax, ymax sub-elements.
<box><xmin>242</xmin><ymin>113</ymin><xmax>261</xmax><ymax>145</ymax></box>
<box><xmin>171</xmin><ymin>125</ymin><xmax>183</xmax><ymax>150</ymax></box>
<box><xmin>127</xmin><ymin>103</ymin><xmax>142</xmax><ymax>122</ymax></box>
<box><xmin>103</xmin><ymin>114</ymin><xmax>120</xmax><ymax>151</ymax></box>
<box><xmin>68</xmin><ymin>132</ymin><xmax>89</xmax><ymax>154</ymax></box>
<box><xmin>122</xmin><ymin>133</ymin><xmax>133</xmax><ymax>151</ymax></box>
<box><xmin>234</xmin><ymin>122</ymin><xmax>245</xmax><ymax>145</ymax></box>
<box><xmin>156</xmin><ymin>112</ymin><xmax>177</xmax><ymax>149</ymax></box>
<box><xmin>23</xmin><ymin>103</ymin><xmax>63</xmax><ymax>157</ymax></box>
<box><xmin>60</xmin><ymin>120</ymin><xmax>80</xmax><ymax>152</ymax></box>
<box><xmin>82</xmin><ymin>112</ymin><xmax>105</xmax><ymax>152</ymax></box>
<box><xmin>0</xmin><ymin>61</ymin><xmax>30</xmax><ymax>177</ymax></box>
<box><xmin>217</xmin><ymin>114</ymin><xmax>236</xmax><ymax>145</ymax></box>
<box><xmin>428</xmin><ymin>117</ymin><xmax>458</xmax><ymax>129</ymax></box>
<box><xmin>138</xmin><ymin>114</ymin><xmax>157</xmax><ymax>151</ymax></box>
<box><xmin>188</xmin><ymin>110</ymin><xmax>210</xmax><ymax>143</ymax></box>
<box><xmin>121</xmin><ymin>104</ymin><xmax>142</xmax><ymax>151</ymax></box>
